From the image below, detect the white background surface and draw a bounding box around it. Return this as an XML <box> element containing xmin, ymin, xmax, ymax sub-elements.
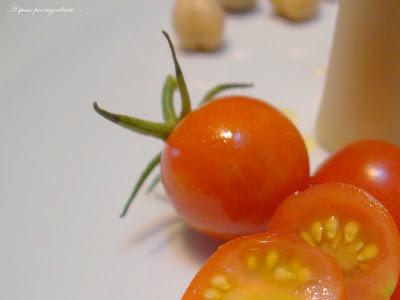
<box><xmin>1</xmin><ymin>1</ymin><xmax>338</xmax><ymax>299</ymax></box>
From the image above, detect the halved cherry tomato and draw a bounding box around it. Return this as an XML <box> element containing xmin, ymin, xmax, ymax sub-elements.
<box><xmin>311</xmin><ymin>140</ymin><xmax>400</xmax><ymax>231</ymax></box>
<box><xmin>162</xmin><ymin>96</ymin><xmax>309</xmax><ymax>239</ymax></box>
<box><xmin>182</xmin><ymin>233</ymin><xmax>345</xmax><ymax>300</ymax></box>
<box><xmin>269</xmin><ymin>182</ymin><xmax>400</xmax><ymax>299</ymax></box>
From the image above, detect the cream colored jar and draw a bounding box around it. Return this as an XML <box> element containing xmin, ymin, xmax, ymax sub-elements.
<box><xmin>317</xmin><ymin>0</ymin><xmax>400</xmax><ymax>151</ymax></box>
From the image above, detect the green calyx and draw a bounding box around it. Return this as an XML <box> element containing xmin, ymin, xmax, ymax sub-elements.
<box><xmin>93</xmin><ymin>31</ymin><xmax>253</xmax><ymax>217</ymax></box>
<box><xmin>93</xmin><ymin>102</ymin><xmax>173</xmax><ymax>140</ymax></box>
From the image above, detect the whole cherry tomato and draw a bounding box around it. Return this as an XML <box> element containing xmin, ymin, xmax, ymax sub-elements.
<box><xmin>162</xmin><ymin>96</ymin><xmax>309</xmax><ymax>239</ymax></box>
<box><xmin>93</xmin><ymin>32</ymin><xmax>309</xmax><ymax>240</ymax></box>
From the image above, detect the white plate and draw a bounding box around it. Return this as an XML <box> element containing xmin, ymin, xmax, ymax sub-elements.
<box><xmin>0</xmin><ymin>1</ymin><xmax>338</xmax><ymax>299</ymax></box>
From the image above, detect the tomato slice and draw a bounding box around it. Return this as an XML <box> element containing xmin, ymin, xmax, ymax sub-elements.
<box><xmin>182</xmin><ymin>233</ymin><xmax>345</xmax><ymax>300</ymax></box>
<box><xmin>269</xmin><ymin>183</ymin><xmax>400</xmax><ymax>299</ymax></box>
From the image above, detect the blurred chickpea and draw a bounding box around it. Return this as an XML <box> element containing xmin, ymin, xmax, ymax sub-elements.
<box><xmin>173</xmin><ymin>0</ymin><xmax>224</xmax><ymax>51</ymax></box>
<box><xmin>271</xmin><ymin>0</ymin><xmax>320</xmax><ymax>21</ymax></box>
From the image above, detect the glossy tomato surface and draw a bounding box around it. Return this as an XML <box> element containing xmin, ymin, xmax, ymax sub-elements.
<box><xmin>269</xmin><ymin>183</ymin><xmax>400</xmax><ymax>300</ymax></box>
<box><xmin>182</xmin><ymin>233</ymin><xmax>345</xmax><ymax>300</ymax></box>
<box><xmin>161</xmin><ymin>96</ymin><xmax>309</xmax><ymax>239</ymax></box>
<box><xmin>311</xmin><ymin>140</ymin><xmax>400</xmax><ymax>230</ymax></box>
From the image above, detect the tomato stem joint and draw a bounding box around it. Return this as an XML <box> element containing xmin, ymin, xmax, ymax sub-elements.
<box><xmin>93</xmin><ymin>31</ymin><xmax>253</xmax><ymax>217</ymax></box>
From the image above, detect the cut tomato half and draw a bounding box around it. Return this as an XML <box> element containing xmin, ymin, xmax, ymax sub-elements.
<box><xmin>182</xmin><ymin>233</ymin><xmax>345</xmax><ymax>300</ymax></box>
<box><xmin>269</xmin><ymin>183</ymin><xmax>400</xmax><ymax>300</ymax></box>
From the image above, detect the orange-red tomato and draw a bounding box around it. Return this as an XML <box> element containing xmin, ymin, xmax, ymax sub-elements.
<box><xmin>269</xmin><ymin>183</ymin><xmax>400</xmax><ymax>299</ymax></box>
<box><xmin>162</xmin><ymin>96</ymin><xmax>309</xmax><ymax>239</ymax></box>
<box><xmin>182</xmin><ymin>233</ymin><xmax>345</xmax><ymax>300</ymax></box>
<box><xmin>311</xmin><ymin>140</ymin><xmax>400</xmax><ymax>298</ymax></box>
<box><xmin>311</xmin><ymin>140</ymin><xmax>400</xmax><ymax>230</ymax></box>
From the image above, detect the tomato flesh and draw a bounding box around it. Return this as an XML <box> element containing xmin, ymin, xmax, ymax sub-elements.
<box><xmin>161</xmin><ymin>96</ymin><xmax>309</xmax><ymax>239</ymax></box>
<box><xmin>182</xmin><ymin>233</ymin><xmax>345</xmax><ymax>300</ymax></box>
<box><xmin>269</xmin><ymin>183</ymin><xmax>400</xmax><ymax>300</ymax></box>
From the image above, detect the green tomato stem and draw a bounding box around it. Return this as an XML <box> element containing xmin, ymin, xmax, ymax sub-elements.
<box><xmin>162</xmin><ymin>75</ymin><xmax>178</xmax><ymax>125</ymax></box>
<box><xmin>93</xmin><ymin>102</ymin><xmax>172</xmax><ymax>140</ymax></box>
<box><xmin>201</xmin><ymin>83</ymin><xmax>254</xmax><ymax>104</ymax></box>
<box><xmin>162</xmin><ymin>31</ymin><xmax>191</xmax><ymax>118</ymax></box>
<box><xmin>120</xmin><ymin>152</ymin><xmax>162</xmax><ymax>218</ymax></box>
<box><xmin>146</xmin><ymin>173</ymin><xmax>161</xmax><ymax>194</ymax></box>
<box><xmin>93</xmin><ymin>32</ymin><xmax>254</xmax><ymax>220</ymax></box>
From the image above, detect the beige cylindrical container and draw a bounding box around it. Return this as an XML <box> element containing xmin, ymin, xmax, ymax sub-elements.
<box><xmin>316</xmin><ymin>0</ymin><xmax>400</xmax><ymax>151</ymax></box>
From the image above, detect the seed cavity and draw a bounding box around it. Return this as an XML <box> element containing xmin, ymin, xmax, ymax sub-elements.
<box><xmin>301</xmin><ymin>231</ymin><xmax>316</xmax><ymax>247</ymax></box>
<box><xmin>265</xmin><ymin>251</ymin><xmax>279</xmax><ymax>269</ymax></box>
<box><xmin>252</xmin><ymin>251</ymin><xmax>313</xmax><ymax>283</ymax></box>
<box><xmin>300</xmin><ymin>216</ymin><xmax>379</xmax><ymax>272</ymax></box>
<box><xmin>311</xmin><ymin>221</ymin><xmax>323</xmax><ymax>242</ymax></box>
<box><xmin>203</xmin><ymin>288</ymin><xmax>223</xmax><ymax>300</ymax></box>
<box><xmin>247</xmin><ymin>255</ymin><xmax>258</xmax><ymax>270</ymax></box>
<box><xmin>274</xmin><ymin>266</ymin><xmax>295</xmax><ymax>281</ymax></box>
<box><xmin>288</xmin><ymin>260</ymin><xmax>302</xmax><ymax>272</ymax></box>
<box><xmin>357</xmin><ymin>244</ymin><xmax>378</xmax><ymax>262</ymax></box>
<box><xmin>344</xmin><ymin>222</ymin><xmax>359</xmax><ymax>243</ymax></box>
<box><xmin>203</xmin><ymin>275</ymin><xmax>231</xmax><ymax>300</ymax></box>
<box><xmin>203</xmin><ymin>250</ymin><xmax>316</xmax><ymax>299</ymax></box>
<box><xmin>297</xmin><ymin>267</ymin><xmax>312</xmax><ymax>283</ymax></box>
<box><xmin>211</xmin><ymin>275</ymin><xmax>230</xmax><ymax>291</ymax></box>
<box><xmin>325</xmin><ymin>216</ymin><xmax>339</xmax><ymax>240</ymax></box>
<box><xmin>331</xmin><ymin>230</ymin><xmax>342</xmax><ymax>248</ymax></box>
<box><xmin>353</xmin><ymin>241</ymin><xmax>365</xmax><ymax>252</ymax></box>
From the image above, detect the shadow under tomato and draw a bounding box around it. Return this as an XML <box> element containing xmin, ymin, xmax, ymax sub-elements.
<box><xmin>129</xmin><ymin>214</ymin><xmax>182</xmax><ymax>245</ymax></box>
<box><xmin>171</xmin><ymin>225</ymin><xmax>224</xmax><ymax>268</ymax></box>
<box><xmin>122</xmin><ymin>211</ymin><xmax>223</xmax><ymax>267</ymax></box>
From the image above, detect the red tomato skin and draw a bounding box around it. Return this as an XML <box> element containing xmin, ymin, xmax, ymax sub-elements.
<box><xmin>392</xmin><ymin>287</ymin><xmax>400</xmax><ymax>299</ymax></box>
<box><xmin>161</xmin><ymin>96</ymin><xmax>309</xmax><ymax>239</ymax></box>
<box><xmin>311</xmin><ymin>140</ymin><xmax>400</xmax><ymax>231</ymax></box>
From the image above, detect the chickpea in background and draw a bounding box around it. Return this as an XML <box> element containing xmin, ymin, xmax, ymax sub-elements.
<box><xmin>271</xmin><ymin>0</ymin><xmax>320</xmax><ymax>21</ymax></box>
<box><xmin>173</xmin><ymin>0</ymin><xmax>224</xmax><ymax>52</ymax></box>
